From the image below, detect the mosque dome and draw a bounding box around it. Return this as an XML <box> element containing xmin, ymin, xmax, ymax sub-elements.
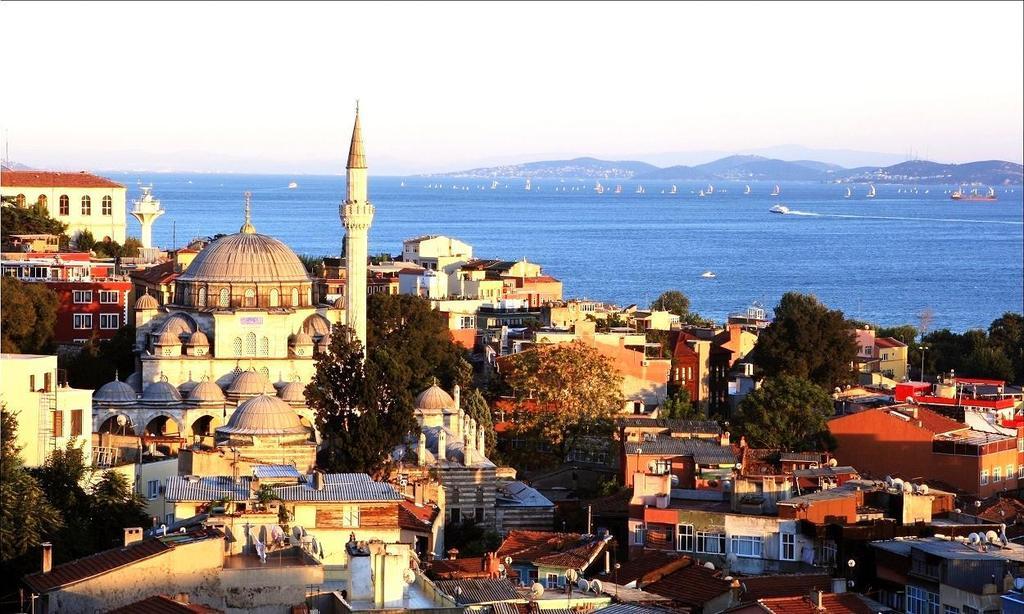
<box><xmin>333</xmin><ymin>297</ymin><xmax>345</xmax><ymax>309</ymax></box>
<box><xmin>217</xmin><ymin>394</ymin><xmax>307</xmax><ymax>436</ymax></box>
<box><xmin>291</xmin><ymin>331</ymin><xmax>313</xmax><ymax>346</ymax></box>
<box><xmin>155</xmin><ymin>329</ymin><xmax>182</xmax><ymax>347</ymax></box>
<box><xmin>189</xmin><ymin>379</ymin><xmax>226</xmax><ymax>404</ymax></box>
<box><xmin>178</xmin><ymin>376</ymin><xmax>200</xmax><ymax>397</ymax></box>
<box><xmin>177</xmin><ymin>233</ymin><xmax>310</xmax><ymax>284</ymax></box>
<box><xmin>186</xmin><ymin>330</ymin><xmax>210</xmax><ymax>347</ymax></box>
<box><xmin>415</xmin><ymin>384</ymin><xmax>455</xmax><ymax>411</ymax></box>
<box><xmin>278</xmin><ymin>380</ymin><xmax>306</xmax><ymax>404</ymax></box>
<box><xmin>142</xmin><ymin>380</ymin><xmax>182</xmax><ymax>404</ymax></box>
<box><xmin>126</xmin><ymin>371</ymin><xmax>143</xmax><ymax>392</ymax></box>
<box><xmin>227</xmin><ymin>369</ymin><xmax>273</xmax><ymax>396</ymax></box>
<box><xmin>157</xmin><ymin>314</ymin><xmax>196</xmax><ymax>338</ymax></box>
<box><xmin>94</xmin><ymin>378</ymin><xmax>137</xmax><ymax>405</ymax></box>
<box><xmin>135</xmin><ymin>294</ymin><xmax>159</xmax><ymax>310</ymax></box>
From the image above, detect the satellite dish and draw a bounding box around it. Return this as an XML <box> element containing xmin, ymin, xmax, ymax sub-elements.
<box><xmin>498</xmin><ymin>563</ymin><xmax>506</xmax><ymax>573</ymax></box>
<box><xmin>975</xmin><ymin>500</ymin><xmax>983</xmax><ymax>509</ymax></box>
<box><xmin>906</xmin><ymin>396</ymin><xmax>916</xmax><ymax>404</ymax></box>
<box><xmin>968</xmin><ymin>533</ymin><xmax>982</xmax><ymax>545</ymax></box>
<box><xmin>116</xmin><ymin>414</ymin><xmax>128</xmax><ymax>426</ymax></box>
<box><xmin>1015</xmin><ymin>577</ymin><xmax>1024</xmax><ymax>591</ymax></box>
<box><xmin>504</xmin><ymin>556</ymin><xmax>513</xmax><ymax>566</ymax></box>
<box><xmin>530</xmin><ymin>582</ymin><xmax>545</xmax><ymax>598</ymax></box>
<box><xmin>402</xmin><ymin>568</ymin><xmax>416</xmax><ymax>584</ymax></box>
<box><xmin>577</xmin><ymin>578</ymin><xmax>589</xmax><ymax>592</ymax></box>
<box><xmin>891</xmin><ymin>478</ymin><xmax>904</xmax><ymax>491</ymax></box>
<box><xmin>828</xmin><ymin>458</ymin><xmax>838</xmax><ymax>467</ymax></box>
<box><xmin>986</xmin><ymin>530</ymin><xmax>1000</xmax><ymax>544</ymax></box>
<box><xmin>918</xmin><ymin>484</ymin><xmax>929</xmax><ymax>495</ymax></box>
<box><xmin>726</xmin><ymin>553</ymin><xmax>738</xmax><ymax>565</ymax></box>
<box><xmin>566</xmin><ymin>568</ymin><xmax>579</xmax><ymax>583</ymax></box>
<box><xmin>590</xmin><ymin>579</ymin><xmax>603</xmax><ymax>594</ymax></box>
<box><xmin>885</xmin><ymin>476</ymin><xmax>894</xmax><ymax>486</ymax></box>
<box><xmin>454</xmin><ymin>586</ymin><xmax>463</xmax><ymax>596</ymax></box>
<box><xmin>704</xmin><ymin>562</ymin><xmax>715</xmax><ymax>570</ymax></box>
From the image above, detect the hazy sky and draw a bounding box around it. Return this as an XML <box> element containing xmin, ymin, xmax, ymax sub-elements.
<box><xmin>2</xmin><ymin>1</ymin><xmax>1022</xmax><ymax>174</ymax></box>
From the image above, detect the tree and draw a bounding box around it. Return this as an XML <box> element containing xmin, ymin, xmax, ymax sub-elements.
<box><xmin>0</xmin><ymin>196</ymin><xmax>68</xmax><ymax>248</ymax></box>
<box><xmin>751</xmin><ymin>292</ymin><xmax>858</xmax><ymax>390</ymax></box>
<box><xmin>75</xmin><ymin>229</ymin><xmax>97</xmax><ymax>252</ymax></box>
<box><xmin>306</xmin><ymin>324</ymin><xmax>418</xmax><ymax>478</ymax></box>
<box><xmin>1</xmin><ymin>407</ymin><xmax>63</xmax><ymax>563</ymax></box>
<box><xmin>735</xmin><ymin>375</ymin><xmax>836</xmax><ymax>452</ymax></box>
<box><xmin>660</xmin><ymin>388</ymin><xmax>705</xmax><ymax>420</ymax></box>
<box><xmin>989</xmin><ymin>313</ymin><xmax>1024</xmax><ymax>383</ymax></box>
<box><xmin>462</xmin><ymin>388</ymin><xmax>496</xmax><ymax>457</ymax></box>
<box><xmin>502</xmin><ymin>341</ymin><xmax>623</xmax><ymax>461</ymax></box>
<box><xmin>88</xmin><ymin>471</ymin><xmax>149</xmax><ymax>551</ymax></box>
<box><xmin>62</xmin><ymin>325</ymin><xmax>137</xmax><ymax>390</ymax></box>
<box><xmin>651</xmin><ymin>290</ymin><xmax>691</xmax><ymax>317</ymax></box>
<box><xmin>1</xmin><ymin>277</ymin><xmax>59</xmax><ymax>354</ymax></box>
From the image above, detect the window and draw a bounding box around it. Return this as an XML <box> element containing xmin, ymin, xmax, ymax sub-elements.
<box><xmin>147</xmin><ymin>480</ymin><xmax>160</xmax><ymax>500</ymax></box>
<box><xmin>944</xmin><ymin>607</ymin><xmax>960</xmax><ymax>614</ymax></box>
<box><xmin>781</xmin><ymin>533</ymin><xmax>796</xmax><ymax>561</ymax></box>
<box><xmin>1010</xmin><ymin>465</ymin><xmax>1016</xmax><ymax>480</ymax></box>
<box><xmin>341</xmin><ymin>505</ymin><xmax>360</xmax><ymax>527</ymax></box>
<box><xmin>73</xmin><ymin>290</ymin><xmax>93</xmax><ymax>304</ymax></box>
<box><xmin>993</xmin><ymin>466</ymin><xmax>1002</xmax><ymax>483</ymax></box>
<box><xmin>652</xmin><ymin>459</ymin><xmax>671</xmax><ymax>475</ymax></box>
<box><xmin>731</xmin><ymin>535</ymin><xmax>764</xmax><ymax>558</ymax></box>
<box><xmin>165</xmin><ymin>513</ymin><xmax>175</xmax><ymax>526</ymax></box>
<box><xmin>100</xmin><ymin>313</ymin><xmax>119</xmax><ymax>329</ymax></box>
<box><xmin>245</xmin><ymin>332</ymin><xmax>256</xmax><ymax>356</ymax></box>
<box><xmin>219</xmin><ymin>288</ymin><xmax>230</xmax><ymax>307</ymax></box>
<box><xmin>814</xmin><ymin>540</ymin><xmax>837</xmax><ymax>566</ymax></box>
<box><xmin>475</xmin><ymin>507</ymin><xmax>484</xmax><ymax>522</ymax></box>
<box><xmin>70</xmin><ymin>409</ymin><xmax>83</xmax><ymax>436</ymax></box>
<box><xmin>1019</xmin><ymin>437</ymin><xmax>1024</xmax><ymax>452</ymax></box>
<box><xmin>269</xmin><ymin>289</ymin><xmax>279</xmax><ymax>307</ymax></box>
<box><xmin>73</xmin><ymin>314</ymin><xmax>93</xmax><ymax>329</ymax></box>
<box><xmin>38</xmin><ymin>194</ymin><xmax>47</xmax><ymax>208</ymax></box>
<box><xmin>449</xmin><ymin>508</ymin><xmax>461</xmax><ymax>524</ymax></box>
<box><xmin>244</xmin><ymin>288</ymin><xmax>256</xmax><ymax>307</ymax></box>
<box><xmin>101</xmin><ymin>195</ymin><xmax>112</xmax><ymax>215</ymax></box>
<box><xmin>546</xmin><ymin>573</ymin><xmax>559</xmax><ymax>589</ymax></box>
<box><xmin>291</xmin><ymin>287</ymin><xmax>299</xmax><ymax>306</ymax></box>
<box><xmin>81</xmin><ymin>195</ymin><xmax>91</xmax><ymax>215</ymax></box>
<box><xmin>259</xmin><ymin>337</ymin><xmax>269</xmax><ymax>356</ymax></box>
<box><xmin>906</xmin><ymin>585</ymin><xmax>940</xmax><ymax>614</ymax></box>
<box><xmin>962</xmin><ymin>606</ymin><xmax>979</xmax><ymax>614</ymax></box>
<box><xmin>197</xmin><ymin>287</ymin><xmax>207</xmax><ymax>307</ymax></box>
<box><xmin>59</xmin><ymin>195</ymin><xmax>69</xmax><ymax>215</ymax></box>
<box><xmin>232</xmin><ymin>337</ymin><xmax>242</xmax><ymax>356</ymax></box>
<box><xmin>634</xmin><ymin>524</ymin><xmax>647</xmax><ymax>546</ymax></box>
<box><xmin>1018</xmin><ymin>465</ymin><xmax>1024</xmax><ymax>479</ymax></box>
<box><xmin>697</xmin><ymin>531</ymin><xmax>725</xmax><ymax>554</ymax></box>
<box><xmin>16</xmin><ymin>194</ymin><xmax>26</xmax><ymax>206</ymax></box>
<box><xmin>99</xmin><ymin>290</ymin><xmax>118</xmax><ymax>304</ymax></box>
<box><xmin>981</xmin><ymin>470</ymin><xmax>989</xmax><ymax>486</ymax></box>
<box><xmin>52</xmin><ymin>411</ymin><xmax>63</xmax><ymax>438</ymax></box>
<box><xmin>677</xmin><ymin>524</ymin><xmax>694</xmax><ymax>551</ymax></box>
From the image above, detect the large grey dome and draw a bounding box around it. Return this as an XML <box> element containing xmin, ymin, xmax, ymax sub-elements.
<box><xmin>227</xmin><ymin>369</ymin><xmax>273</xmax><ymax>396</ymax></box>
<box><xmin>177</xmin><ymin>232</ymin><xmax>310</xmax><ymax>284</ymax></box>
<box><xmin>142</xmin><ymin>380</ymin><xmax>182</xmax><ymax>404</ymax></box>
<box><xmin>217</xmin><ymin>395</ymin><xmax>307</xmax><ymax>436</ymax></box>
<box><xmin>94</xmin><ymin>378</ymin><xmax>137</xmax><ymax>404</ymax></box>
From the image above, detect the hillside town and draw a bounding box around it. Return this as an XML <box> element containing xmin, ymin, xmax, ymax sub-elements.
<box><xmin>2</xmin><ymin>111</ymin><xmax>1024</xmax><ymax>614</ymax></box>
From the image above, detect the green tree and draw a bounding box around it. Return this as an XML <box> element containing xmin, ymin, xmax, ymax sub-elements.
<box><xmin>88</xmin><ymin>471</ymin><xmax>149</xmax><ymax>551</ymax></box>
<box><xmin>989</xmin><ymin>313</ymin><xmax>1024</xmax><ymax>383</ymax></box>
<box><xmin>62</xmin><ymin>325</ymin><xmax>137</xmax><ymax>390</ymax></box>
<box><xmin>462</xmin><ymin>388</ymin><xmax>496</xmax><ymax>457</ymax></box>
<box><xmin>502</xmin><ymin>341</ymin><xmax>623</xmax><ymax>461</ymax></box>
<box><xmin>735</xmin><ymin>375</ymin><xmax>836</xmax><ymax>451</ymax></box>
<box><xmin>1</xmin><ymin>277</ymin><xmax>59</xmax><ymax>354</ymax></box>
<box><xmin>75</xmin><ymin>229</ymin><xmax>97</xmax><ymax>252</ymax></box>
<box><xmin>660</xmin><ymin>388</ymin><xmax>705</xmax><ymax>420</ymax></box>
<box><xmin>751</xmin><ymin>292</ymin><xmax>859</xmax><ymax>390</ymax></box>
<box><xmin>306</xmin><ymin>324</ymin><xmax>418</xmax><ymax>478</ymax></box>
<box><xmin>651</xmin><ymin>290</ymin><xmax>691</xmax><ymax>316</ymax></box>
<box><xmin>0</xmin><ymin>196</ymin><xmax>68</xmax><ymax>247</ymax></box>
<box><xmin>1</xmin><ymin>407</ymin><xmax>63</xmax><ymax>563</ymax></box>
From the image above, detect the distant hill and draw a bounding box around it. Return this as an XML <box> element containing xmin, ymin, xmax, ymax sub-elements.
<box><xmin>441</xmin><ymin>157</ymin><xmax>658</xmax><ymax>179</ymax></box>
<box><xmin>440</xmin><ymin>155</ymin><xmax>1022</xmax><ymax>185</ymax></box>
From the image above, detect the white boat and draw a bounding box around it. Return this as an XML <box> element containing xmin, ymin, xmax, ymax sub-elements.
<box><xmin>670</xmin><ymin>184</ymin><xmax>678</xmax><ymax>194</ymax></box>
<box><xmin>635</xmin><ymin>185</ymin><xmax>645</xmax><ymax>194</ymax></box>
<box><xmin>769</xmin><ymin>205</ymin><xmax>789</xmax><ymax>214</ymax></box>
<box><xmin>771</xmin><ymin>184</ymin><xmax>781</xmax><ymax>197</ymax></box>
<box><xmin>491</xmin><ymin>180</ymin><xmax>499</xmax><ymax>190</ymax></box>
<box><xmin>706</xmin><ymin>184</ymin><xmax>714</xmax><ymax>195</ymax></box>
<box><xmin>614</xmin><ymin>185</ymin><xmax>622</xmax><ymax>194</ymax></box>
<box><xmin>866</xmin><ymin>184</ymin><xmax>876</xmax><ymax>198</ymax></box>
<box><xmin>399</xmin><ymin>181</ymin><xmax>405</xmax><ymax>188</ymax></box>
<box><xmin>288</xmin><ymin>181</ymin><xmax>298</xmax><ymax>189</ymax></box>
<box><xmin>525</xmin><ymin>178</ymin><xmax>531</xmax><ymax>191</ymax></box>
<box><xmin>594</xmin><ymin>181</ymin><xmax>604</xmax><ymax>194</ymax></box>
<box><xmin>701</xmin><ymin>271</ymin><xmax>716</xmax><ymax>279</ymax></box>
<box><xmin>698</xmin><ymin>189</ymin><xmax>705</xmax><ymax>197</ymax></box>
<box><xmin>744</xmin><ymin>185</ymin><xmax>751</xmax><ymax>195</ymax></box>
<box><xmin>844</xmin><ymin>187</ymin><xmax>852</xmax><ymax>198</ymax></box>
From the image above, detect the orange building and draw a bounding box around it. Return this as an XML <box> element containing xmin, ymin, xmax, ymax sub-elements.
<box><xmin>828</xmin><ymin>406</ymin><xmax>1023</xmax><ymax>497</ymax></box>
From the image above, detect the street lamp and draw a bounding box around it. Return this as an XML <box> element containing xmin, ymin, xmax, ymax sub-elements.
<box><xmin>920</xmin><ymin>346</ymin><xmax>929</xmax><ymax>382</ymax></box>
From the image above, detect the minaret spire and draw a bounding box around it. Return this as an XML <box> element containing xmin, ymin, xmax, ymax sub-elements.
<box><xmin>347</xmin><ymin>101</ymin><xmax>366</xmax><ymax>170</ymax></box>
<box><xmin>341</xmin><ymin>104</ymin><xmax>374</xmax><ymax>354</ymax></box>
<box><xmin>240</xmin><ymin>191</ymin><xmax>256</xmax><ymax>234</ymax></box>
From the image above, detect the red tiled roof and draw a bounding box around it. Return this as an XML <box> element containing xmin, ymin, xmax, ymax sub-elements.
<box><xmin>496</xmin><ymin>531</ymin><xmax>607</xmax><ymax>570</ymax></box>
<box><xmin>399</xmin><ymin>500</ymin><xmax>439</xmax><ymax>531</ymax></box>
<box><xmin>108</xmin><ymin>595</ymin><xmax>221</xmax><ymax>613</ymax></box>
<box><xmin>888</xmin><ymin>406</ymin><xmax>966</xmax><ymax>435</ymax></box>
<box><xmin>522</xmin><ymin>276</ymin><xmax>560</xmax><ymax>284</ymax></box>
<box><xmin>604</xmin><ymin>550</ymin><xmax>685</xmax><ymax>585</ymax></box>
<box><xmin>24</xmin><ymin>539</ymin><xmax>171</xmax><ymax>593</ymax></box>
<box><xmin>753</xmin><ymin>593</ymin><xmax>873</xmax><ymax>614</ymax></box>
<box><xmin>739</xmin><ymin>574</ymin><xmax>833</xmax><ymax>600</ymax></box>
<box><xmin>642</xmin><ymin>559</ymin><xmax>732</xmax><ymax>606</ymax></box>
<box><xmin>131</xmin><ymin>260</ymin><xmax>179</xmax><ymax>285</ymax></box>
<box><xmin>2</xmin><ymin>169</ymin><xmax>124</xmax><ymax>189</ymax></box>
<box><xmin>874</xmin><ymin>337</ymin><xmax>906</xmax><ymax>349</ymax></box>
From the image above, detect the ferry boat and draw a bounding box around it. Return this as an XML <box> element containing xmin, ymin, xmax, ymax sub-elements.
<box><xmin>288</xmin><ymin>181</ymin><xmax>298</xmax><ymax>189</ymax></box>
<box><xmin>952</xmin><ymin>186</ymin><xmax>997</xmax><ymax>201</ymax></box>
<box><xmin>698</xmin><ymin>189</ymin><xmax>706</xmax><ymax>197</ymax></box>
<box><xmin>769</xmin><ymin>205</ymin><xmax>789</xmax><ymax>214</ymax></box>
<box><xmin>771</xmin><ymin>184</ymin><xmax>781</xmax><ymax>197</ymax></box>
<box><xmin>866</xmin><ymin>185</ymin><xmax>876</xmax><ymax>198</ymax></box>
<box><xmin>701</xmin><ymin>271</ymin><xmax>716</xmax><ymax>279</ymax></box>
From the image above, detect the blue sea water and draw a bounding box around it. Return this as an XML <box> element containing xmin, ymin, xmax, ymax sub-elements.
<box><xmin>106</xmin><ymin>172</ymin><xmax>1023</xmax><ymax>332</ymax></box>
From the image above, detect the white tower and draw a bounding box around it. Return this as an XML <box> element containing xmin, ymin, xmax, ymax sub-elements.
<box><xmin>130</xmin><ymin>185</ymin><xmax>165</xmax><ymax>249</ymax></box>
<box><xmin>341</xmin><ymin>104</ymin><xmax>374</xmax><ymax>352</ymax></box>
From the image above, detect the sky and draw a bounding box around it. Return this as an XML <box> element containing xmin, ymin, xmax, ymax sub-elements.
<box><xmin>2</xmin><ymin>1</ymin><xmax>1022</xmax><ymax>174</ymax></box>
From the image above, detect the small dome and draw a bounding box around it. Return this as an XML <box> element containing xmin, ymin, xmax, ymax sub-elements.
<box><xmin>415</xmin><ymin>384</ymin><xmax>455</xmax><ymax>411</ymax></box>
<box><xmin>189</xmin><ymin>379</ymin><xmax>226</xmax><ymax>403</ymax></box>
<box><xmin>227</xmin><ymin>369</ymin><xmax>273</xmax><ymax>396</ymax></box>
<box><xmin>186</xmin><ymin>330</ymin><xmax>210</xmax><ymax>346</ymax></box>
<box><xmin>126</xmin><ymin>371</ymin><xmax>143</xmax><ymax>392</ymax></box>
<box><xmin>302</xmin><ymin>314</ymin><xmax>331</xmax><ymax>338</ymax></box>
<box><xmin>155</xmin><ymin>329</ymin><xmax>182</xmax><ymax>346</ymax></box>
<box><xmin>135</xmin><ymin>294</ymin><xmax>159</xmax><ymax>310</ymax></box>
<box><xmin>142</xmin><ymin>380</ymin><xmax>182</xmax><ymax>403</ymax></box>
<box><xmin>158</xmin><ymin>314</ymin><xmax>196</xmax><ymax>337</ymax></box>
<box><xmin>291</xmin><ymin>330</ymin><xmax>313</xmax><ymax>346</ymax></box>
<box><xmin>178</xmin><ymin>377</ymin><xmax>199</xmax><ymax>396</ymax></box>
<box><xmin>94</xmin><ymin>378</ymin><xmax>137</xmax><ymax>404</ymax></box>
<box><xmin>217</xmin><ymin>395</ymin><xmax>307</xmax><ymax>435</ymax></box>
<box><xmin>333</xmin><ymin>297</ymin><xmax>345</xmax><ymax>308</ymax></box>
<box><xmin>278</xmin><ymin>380</ymin><xmax>306</xmax><ymax>403</ymax></box>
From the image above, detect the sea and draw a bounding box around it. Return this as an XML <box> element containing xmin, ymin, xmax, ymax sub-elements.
<box><xmin>105</xmin><ymin>172</ymin><xmax>1024</xmax><ymax>332</ymax></box>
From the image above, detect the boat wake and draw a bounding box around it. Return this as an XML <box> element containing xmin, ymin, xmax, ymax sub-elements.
<box><xmin>788</xmin><ymin>211</ymin><xmax>1021</xmax><ymax>226</ymax></box>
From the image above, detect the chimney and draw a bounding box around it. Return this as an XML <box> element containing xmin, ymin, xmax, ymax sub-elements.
<box><xmin>414</xmin><ymin>482</ymin><xmax>424</xmax><ymax>507</ymax></box>
<box><xmin>453</xmin><ymin>384</ymin><xmax>461</xmax><ymax>412</ymax></box>
<box><xmin>41</xmin><ymin>542</ymin><xmax>52</xmax><ymax>574</ymax></box>
<box><xmin>477</xmin><ymin>427</ymin><xmax>486</xmax><ymax>457</ymax></box>
<box><xmin>437</xmin><ymin>429</ymin><xmax>446</xmax><ymax>461</ymax></box>
<box><xmin>730</xmin><ymin>579</ymin><xmax>742</xmax><ymax>605</ymax></box>
<box><xmin>810</xmin><ymin>590</ymin><xmax>824</xmax><ymax>610</ymax></box>
<box><xmin>418</xmin><ymin>432</ymin><xmax>427</xmax><ymax>466</ymax></box>
<box><xmin>447</xmin><ymin>548</ymin><xmax>459</xmax><ymax>560</ymax></box>
<box><xmin>313</xmin><ymin>471</ymin><xmax>324</xmax><ymax>491</ymax></box>
<box><xmin>720</xmin><ymin>430</ymin><xmax>730</xmax><ymax>447</ymax></box>
<box><xmin>484</xmin><ymin>552</ymin><xmax>500</xmax><ymax>577</ymax></box>
<box><xmin>123</xmin><ymin>527</ymin><xmax>143</xmax><ymax>546</ymax></box>
<box><xmin>173</xmin><ymin>593</ymin><xmax>190</xmax><ymax>605</ymax></box>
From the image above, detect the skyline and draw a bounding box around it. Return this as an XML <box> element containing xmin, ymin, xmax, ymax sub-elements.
<box><xmin>1</xmin><ymin>1</ymin><xmax>1022</xmax><ymax>175</ymax></box>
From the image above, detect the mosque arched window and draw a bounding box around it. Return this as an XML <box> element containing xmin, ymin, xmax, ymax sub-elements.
<box><xmin>233</xmin><ymin>337</ymin><xmax>242</xmax><ymax>356</ymax></box>
<box><xmin>198</xmin><ymin>287</ymin><xmax>207</xmax><ymax>307</ymax></box>
<box><xmin>245</xmin><ymin>332</ymin><xmax>257</xmax><ymax>356</ymax></box>
<box><xmin>244</xmin><ymin>288</ymin><xmax>256</xmax><ymax>307</ymax></box>
<box><xmin>59</xmin><ymin>195</ymin><xmax>69</xmax><ymax>216</ymax></box>
<box><xmin>38</xmin><ymin>194</ymin><xmax>47</xmax><ymax>208</ymax></box>
<box><xmin>219</xmin><ymin>288</ymin><xmax>229</xmax><ymax>307</ymax></box>
<box><xmin>259</xmin><ymin>366</ymin><xmax>270</xmax><ymax>381</ymax></box>
<box><xmin>15</xmin><ymin>194</ymin><xmax>25</xmax><ymax>207</ymax></box>
<box><xmin>259</xmin><ymin>336</ymin><xmax>269</xmax><ymax>356</ymax></box>
<box><xmin>291</xmin><ymin>288</ymin><xmax>299</xmax><ymax>307</ymax></box>
<box><xmin>81</xmin><ymin>195</ymin><xmax>91</xmax><ymax>215</ymax></box>
<box><xmin>269</xmin><ymin>289</ymin><xmax>279</xmax><ymax>308</ymax></box>
<box><xmin>101</xmin><ymin>196</ymin><xmax>112</xmax><ymax>216</ymax></box>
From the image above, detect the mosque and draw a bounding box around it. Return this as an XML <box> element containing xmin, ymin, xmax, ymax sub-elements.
<box><xmin>93</xmin><ymin>110</ymin><xmax>372</xmax><ymax>442</ymax></box>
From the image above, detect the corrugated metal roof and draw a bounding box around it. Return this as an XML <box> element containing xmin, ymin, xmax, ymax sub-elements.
<box><xmin>252</xmin><ymin>464</ymin><xmax>302</xmax><ymax>479</ymax></box>
<box><xmin>496</xmin><ymin>481</ymin><xmax>554</xmax><ymax>508</ymax></box>
<box><xmin>165</xmin><ymin>476</ymin><xmax>253</xmax><ymax>502</ymax></box>
<box><xmin>624</xmin><ymin>437</ymin><xmax>736</xmax><ymax>465</ymax></box>
<box><xmin>434</xmin><ymin>578</ymin><xmax>520</xmax><ymax>604</ymax></box>
<box><xmin>273</xmin><ymin>480</ymin><xmax>403</xmax><ymax>502</ymax></box>
<box><xmin>616</xmin><ymin>417</ymin><xmax>722</xmax><ymax>434</ymax></box>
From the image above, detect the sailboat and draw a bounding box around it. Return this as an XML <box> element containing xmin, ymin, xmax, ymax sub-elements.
<box><xmin>525</xmin><ymin>178</ymin><xmax>532</xmax><ymax>191</ymax></box>
<box><xmin>491</xmin><ymin>180</ymin><xmax>499</xmax><ymax>190</ymax></box>
<box><xmin>706</xmin><ymin>184</ymin><xmax>715</xmax><ymax>195</ymax></box>
<box><xmin>698</xmin><ymin>189</ymin><xmax>706</xmax><ymax>197</ymax></box>
<box><xmin>594</xmin><ymin>181</ymin><xmax>605</xmax><ymax>194</ymax></box>
<box><xmin>635</xmin><ymin>185</ymin><xmax>645</xmax><ymax>194</ymax></box>
<box><xmin>771</xmin><ymin>184</ymin><xmax>781</xmax><ymax>197</ymax></box>
<box><xmin>844</xmin><ymin>187</ymin><xmax>852</xmax><ymax>198</ymax></box>
<box><xmin>744</xmin><ymin>185</ymin><xmax>751</xmax><ymax>195</ymax></box>
<box><xmin>866</xmin><ymin>185</ymin><xmax>876</xmax><ymax>198</ymax></box>
<box><xmin>614</xmin><ymin>185</ymin><xmax>623</xmax><ymax>194</ymax></box>
<box><xmin>669</xmin><ymin>184</ymin><xmax>678</xmax><ymax>195</ymax></box>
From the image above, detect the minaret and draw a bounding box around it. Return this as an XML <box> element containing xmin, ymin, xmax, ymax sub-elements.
<box><xmin>130</xmin><ymin>185</ymin><xmax>165</xmax><ymax>249</ymax></box>
<box><xmin>341</xmin><ymin>104</ymin><xmax>374</xmax><ymax>351</ymax></box>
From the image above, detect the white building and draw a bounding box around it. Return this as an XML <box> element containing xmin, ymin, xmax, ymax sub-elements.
<box><xmin>401</xmin><ymin>235</ymin><xmax>474</xmax><ymax>296</ymax></box>
<box><xmin>1</xmin><ymin>169</ymin><xmax>128</xmax><ymax>244</ymax></box>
